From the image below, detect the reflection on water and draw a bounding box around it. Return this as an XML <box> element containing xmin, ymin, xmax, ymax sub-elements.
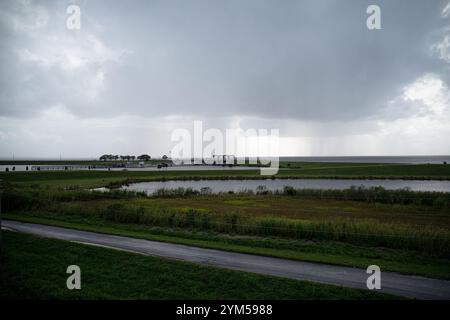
<box><xmin>122</xmin><ymin>179</ymin><xmax>450</xmax><ymax>194</ymax></box>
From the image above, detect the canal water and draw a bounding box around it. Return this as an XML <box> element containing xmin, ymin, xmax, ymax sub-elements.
<box><xmin>121</xmin><ymin>179</ymin><xmax>450</xmax><ymax>194</ymax></box>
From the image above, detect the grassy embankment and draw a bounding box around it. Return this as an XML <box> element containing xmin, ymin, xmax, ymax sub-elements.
<box><xmin>1</xmin><ymin>162</ymin><xmax>449</xmax><ymax>281</ymax></box>
<box><xmin>1</xmin><ymin>231</ymin><xmax>397</xmax><ymax>299</ymax></box>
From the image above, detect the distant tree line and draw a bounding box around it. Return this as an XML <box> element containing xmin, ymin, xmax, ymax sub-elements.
<box><xmin>99</xmin><ymin>154</ymin><xmax>168</xmax><ymax>161</ymax></box>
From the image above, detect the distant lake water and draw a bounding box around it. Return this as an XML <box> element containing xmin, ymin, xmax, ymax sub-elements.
<box><xmin>122</xmin><ymin>179</ymin><xmax>450</xmax><ymax>194</ymax></box>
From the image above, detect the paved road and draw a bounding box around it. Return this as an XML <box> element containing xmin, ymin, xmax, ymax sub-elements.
<box><xmin>3</xmin><ymin>220</ymin><xmax>450</xmax><ymax>299</ymax></box>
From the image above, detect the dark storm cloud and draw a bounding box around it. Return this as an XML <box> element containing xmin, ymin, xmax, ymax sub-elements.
<box><xmin>0</xmin><ymin>0</ymin><xmax>449</xmax><ymax>121</ymax></box>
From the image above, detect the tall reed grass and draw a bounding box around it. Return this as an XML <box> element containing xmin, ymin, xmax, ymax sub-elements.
<box><xmin>4</xmin><ymin>188</ymin><xmax>449</xmax><ymax>257</ymax></box>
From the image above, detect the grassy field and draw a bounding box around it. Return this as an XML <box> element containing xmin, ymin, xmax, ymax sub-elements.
<box><xmin>0</xmin><ymin>231</ymin><xmax>395</xmax><ymax>299</ymax></box>
<box><xmin>1</xmin><ymin>164</ymin><xmax>449</xmax><ymax>297</ymax></box>
<box><xmin>5</xmin><ymin>213</ymin><xmax>449</xmax><ymax>280</ymax></box>
<box><xmin>3</xmin><ymin>185</ymin><xmax>450</xmax><ymax>279</ymax></box>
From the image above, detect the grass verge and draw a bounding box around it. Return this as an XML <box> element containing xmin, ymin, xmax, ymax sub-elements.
<box><xmin>0</xmin><ymin>231</ymin><xmax>397</xmax><ymax>299</ymax></box>
<box><xmin>4</xmin><ymin>213</ymin><xmax>450</xmax><ymax>280</ymax></box>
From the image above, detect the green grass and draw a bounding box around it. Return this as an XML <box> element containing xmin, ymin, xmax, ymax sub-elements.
<box><xmin>1</xmin><ymin>162</ymin><xmax>449</xmax><ymax>283</ymax></box>
<box><xmin>0</xmin><ymin>170</ymin><xmax>260</xmax><ymax>188</ymax></box>
<box><xmin>0</xmin><ymin>231</ymin><xmax>396</xmax><ymax>299</ymax></box>
<box><xmin>278</xmin><ymin>163</ymin><xmax>450</xmax><ymax>179</ymax></box>
<box><xmin>3</xmin><ymin>187</ymin><xmax>449</xmax><ymax>257</ymax></box>
<box><xmin>4</xmin><ymin>214</ymin><xmax>450</xmax><ymax>280</ymax></box>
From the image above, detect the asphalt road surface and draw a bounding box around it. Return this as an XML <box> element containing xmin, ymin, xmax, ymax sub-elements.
<box><xmin>3</xmin><ymin>220</ymin><xmax>450</xmax><ymax>299</ymax></box>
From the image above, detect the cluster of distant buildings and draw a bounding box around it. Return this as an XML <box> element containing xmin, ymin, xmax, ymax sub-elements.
<box><xmin>98</xmin><ymin>154</ymin><xmax>168</xmax><ymax>161</ymax></box>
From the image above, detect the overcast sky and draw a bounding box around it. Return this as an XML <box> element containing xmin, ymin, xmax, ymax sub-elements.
<box><xmin>1</xmin><ymin>0</ymin><xmax>450</xmax><ymax>158</ymax></box>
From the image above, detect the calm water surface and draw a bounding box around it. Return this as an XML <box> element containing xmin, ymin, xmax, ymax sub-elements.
<box><xmin>122</xmin><ymin>179</ymin><xmax>450</xmax><ymax>194</ymax></box>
